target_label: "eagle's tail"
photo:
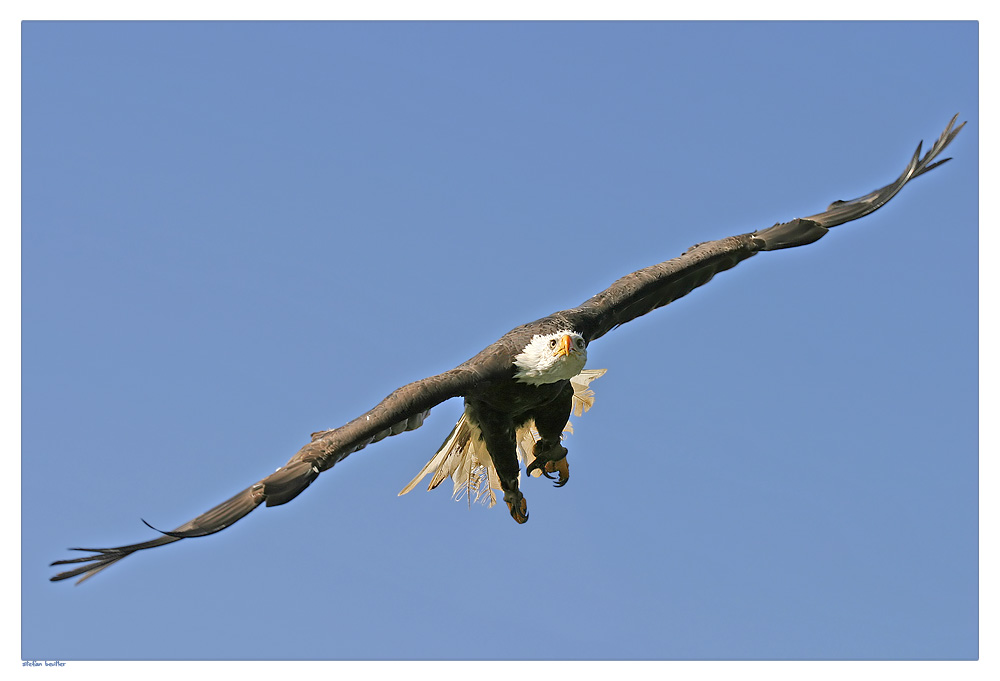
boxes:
[398,369,606,507]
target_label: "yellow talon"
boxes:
[505,495,529,524]
[543,457,570,487]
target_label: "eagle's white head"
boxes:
[512,329,588,385]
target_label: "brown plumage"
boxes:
[51,115,964,584]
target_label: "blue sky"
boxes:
[22,21,978,661]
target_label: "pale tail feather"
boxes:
[398,369,607,507]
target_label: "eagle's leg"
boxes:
[493,448,528,524]
[525,382,573,488]
[467,400,529,524]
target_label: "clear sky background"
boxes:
[22,21,978,661]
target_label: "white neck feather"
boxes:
[513,330,588,385]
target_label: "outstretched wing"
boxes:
[561,115,965,343]
[50,351,510,584]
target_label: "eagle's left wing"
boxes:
[50,349,511,584]
[561,115,964,343]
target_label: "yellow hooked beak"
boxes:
[554,334,573,358]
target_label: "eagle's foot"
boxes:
[503,490,529,524]
[526,441,569,487]
[542,457,569,488]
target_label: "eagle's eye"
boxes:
[576,338,585,348]
[549,338,558,349]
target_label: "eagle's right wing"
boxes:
[51,345,512,584]
[559,115,965,343]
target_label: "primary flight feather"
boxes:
[51,115,965,584]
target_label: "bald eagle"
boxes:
[51,115,965,584]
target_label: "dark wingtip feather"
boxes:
[51,482,270,583]
[921,156,954,174]
[141,518,190,538]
